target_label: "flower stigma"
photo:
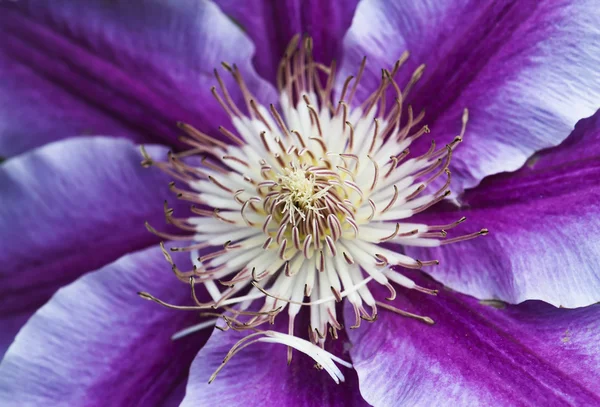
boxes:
[139,35,487,382]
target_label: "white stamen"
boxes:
[142,35,485,374]
[171,319,218,340]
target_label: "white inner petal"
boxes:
[144,37,482,367]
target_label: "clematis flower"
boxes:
[1,1,599,406]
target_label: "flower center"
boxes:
[259,161,356,259]
[139,35,487,381]
[278,167,327,213]
[273,167,333,228]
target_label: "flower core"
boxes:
[140,35,486,380]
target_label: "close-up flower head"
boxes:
[1,1,599,406]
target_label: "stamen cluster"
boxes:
[140,35,486,380]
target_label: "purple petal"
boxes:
[0,137,176,355]
[182,316,369,407]
[405,111,600,307]
[214,0,360,84]
[0,313,30,361]
[159,381,188,407]
[0,0,276,157]
[338,0,600,192]
[0,245,209,406]
[347,273,600,406]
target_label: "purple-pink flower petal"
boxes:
[338,0,600,192]
[0,0,276,157]
[214,0,360,84]
[406,111,600,308]
[347,273,600,407]
[0,313,30,361]
[182,317,369,407]
[0,245,209,406]
[0,137,175,356]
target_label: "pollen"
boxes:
[278,169,322,215]
[139,34,487,381]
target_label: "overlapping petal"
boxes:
[347,273,600,406]
[0,137,175,357]
[0,0,276,157]
[182,316,368,407]
[214,0,359,84]
[0,245,209,406]
[405,111,600,308]
[338,0,600,192]
[0,313,30,361]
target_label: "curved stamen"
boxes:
[138,35,487,379]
